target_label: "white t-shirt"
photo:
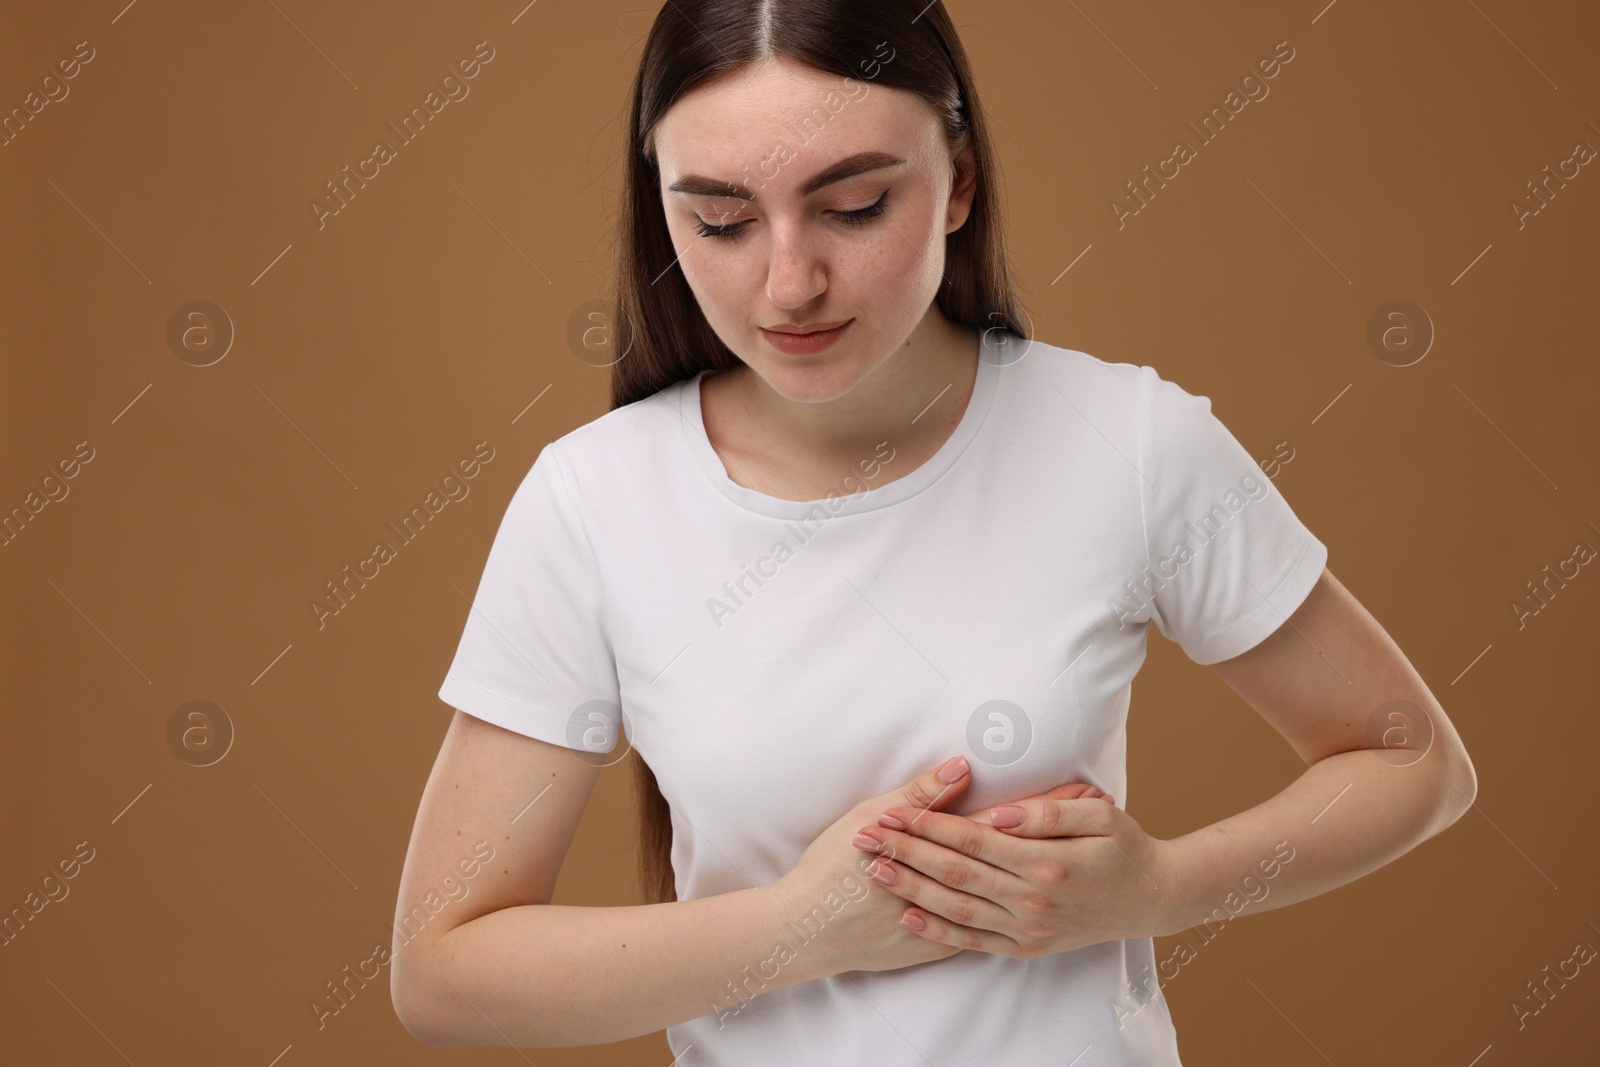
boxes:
[437,335,1328,1065]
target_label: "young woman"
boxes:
[391,3,1477,1062]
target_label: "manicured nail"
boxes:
[852,832,883,852]
[937,755,969,783]
[901,911,926,931]
[867,860,897,884]
[990,805,1024,827]
[878,813,907,830]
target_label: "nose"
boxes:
[764,220,827,308]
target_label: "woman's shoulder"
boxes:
[1012,340,1223,427]
[552,376,687,448]
[1000,336,1140,384]
[531,373,697,496]
[994,338,1151,424]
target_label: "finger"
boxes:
[860,853,1022,952]
[999,782,1108,808]
[1057,784,1116,806]
[1041,782,1102,801]
[898,902,1025,957]
[1018,787,1117,809]
[989,797,1119,839]
[884,755,972,819]
[958,784,1110,828]
[857,824,1016,902]
[869,809,1037,879]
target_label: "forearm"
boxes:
[398,881,840,1047]
[1155,748,1475,937]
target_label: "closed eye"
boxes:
[693,189,891,241]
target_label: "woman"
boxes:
[391,2,1477,1062]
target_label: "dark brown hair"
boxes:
[604,0,1026,905]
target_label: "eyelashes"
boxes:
[694,214,745,239]
[693,189,891,241]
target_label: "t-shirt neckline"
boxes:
[677,334,1004,519]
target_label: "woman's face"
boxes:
[651,56,976,400]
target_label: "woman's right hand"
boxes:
[773,755,978,975]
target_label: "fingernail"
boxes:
[853,832,883,851]
[878,813,907,830]
[867,860,897,884]
[937,755,969,783]
[900,911,926,931]
[990,805,1024,827]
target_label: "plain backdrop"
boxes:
[2,1,1597,1064]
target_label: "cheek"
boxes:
[679,251,744,305]
[866,230,930,278]
[873,198,944,274]
[857,209,944,300]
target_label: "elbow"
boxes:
[390,950,450,1047]
[1435,743,1479,830]
[390,946,549,1049]
[392,985,444,1046]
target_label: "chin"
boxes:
[745,353,877,402]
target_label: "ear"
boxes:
[945,137,978,234]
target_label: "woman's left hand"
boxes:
[851,782,1183,958]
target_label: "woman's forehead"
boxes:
[654,68,934,190]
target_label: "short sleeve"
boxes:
[437,441,623,751]
[1135,365,1328,665]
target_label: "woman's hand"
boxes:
[850,781,1182,958]
[774,755,980,975]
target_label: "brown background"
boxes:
[3,0,1597,1063]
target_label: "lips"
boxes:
[762,319,851,335]
[759,319,853,354]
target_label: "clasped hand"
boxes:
[851,762,1180,959]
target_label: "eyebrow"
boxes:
[666,150,907,201]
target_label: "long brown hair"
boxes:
[604,0,1027,905]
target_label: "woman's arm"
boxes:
[392,711,842,1047]
[1156,566,1477,931]
[394,714,987,1047]
[848,568,1478,953]
[401,884,831,1047]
